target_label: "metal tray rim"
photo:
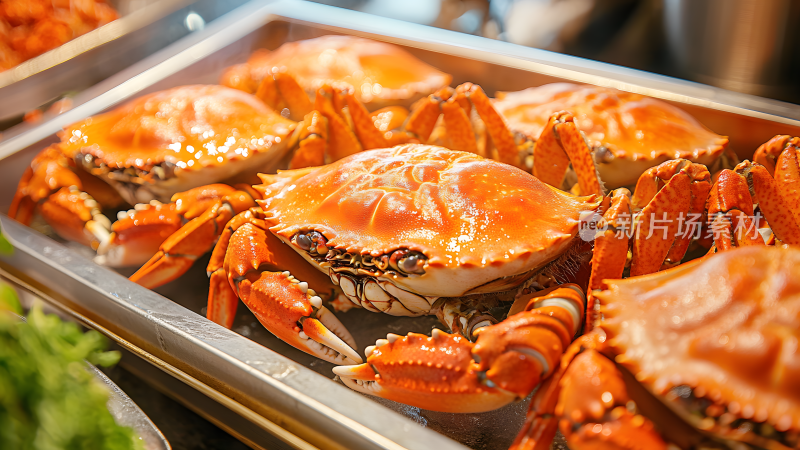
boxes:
[0,0,196,89]
[0,216,466,450]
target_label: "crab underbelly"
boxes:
[276,232,579,318]
[99,142,291,205]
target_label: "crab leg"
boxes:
[288,111,328,169]
[254,70,314,122]
[392,83,526,165]
[370,106,411,146]
[343,89,391,150]
[753,135,799,176]
[334,286,585,413]
[95,202,183,267]
[208,208,359,364]
[532,111,603,197]
[706,169,765,251]
[402,86,452,143]
[311,85,365,163]
[556,350,667,450]
[712,136,800,248]
[734,161,800,246]
[766,138,800,237]
[94,184,240,268]
[586,188,632,330]
[128,184,259,289]
[289,89,418,169]
[452,83,519,165]
[441,95,480,155]
[9,145,112,248]
[254,72,416,169]
[629,160,711,276]
[511,333,667,450]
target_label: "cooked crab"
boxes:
[674,134,800,256]
[9,85,298,267]
[714,135,800,248]
[204,144,599,408]
[220,35,452,120]
[512,245,800,450]
[573,132,800,278]
[123,144,750,415]
[405,82,732,194]
[495,83,734,188]
[9,80,443,274]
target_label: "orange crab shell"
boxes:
[59,85,296,203]
[220,35,452,110]
[493,83,730,188]
[596,246,800,439]
[254,144,600,298]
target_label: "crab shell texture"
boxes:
[220,35,452,110]
[493,83,730,188]
[61,85,295,205]
[255,144,600,299]
[596,245,800,447]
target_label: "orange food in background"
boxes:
[0,0,119,71]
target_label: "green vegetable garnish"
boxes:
[0,283,22,315]
[0,284,143,450]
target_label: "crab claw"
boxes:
[236,268,362,365]
[213,210,360,365]
[333,329,516,413]
[335,286,586,413]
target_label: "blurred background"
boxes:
[310,0,800,104]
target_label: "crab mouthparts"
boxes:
[329,271,437,316]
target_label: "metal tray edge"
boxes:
[0,0,196,88]
[0,216,469,450]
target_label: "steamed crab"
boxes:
[9,85,299,267]
[127,143,747,416]
[188,143,800,445]
[512,245,800,450]
[9,83,435,278]
[404,82,732,194]
[203,144,600,411]
[220,35,452,118]
[492,83,734,188]
[218,35,454,165]
[694,134,800,253]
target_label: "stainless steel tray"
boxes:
[1,1,800,449]
[0,0,249,132]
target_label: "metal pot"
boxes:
[664,0,800,100]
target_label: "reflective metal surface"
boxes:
[0,0,249,130]
[1,1,800,449]
[90,364,173,450]
[664,0,800,99]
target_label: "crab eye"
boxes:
[389,249,426,275]
[292,231,328,255]
[295,233,312,251]
[400,254,424,273]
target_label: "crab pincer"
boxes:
[208,208,361,365]
[334,285,585,413]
